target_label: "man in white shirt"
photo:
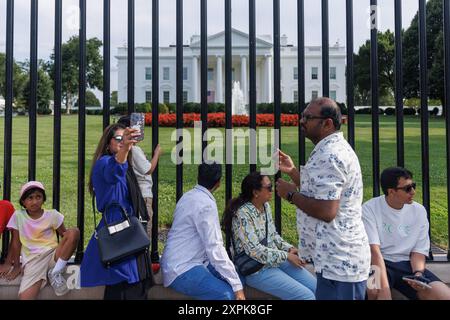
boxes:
[362,167,450,300]
[160,163,245,300]
[276,97,370,300]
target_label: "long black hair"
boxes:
[222,171,267,237]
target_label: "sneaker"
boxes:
[47,268,69,296]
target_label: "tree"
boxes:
[354,30,395,105]
[110,91,118,107]
[403,0,445,109]
[21,60,53,113]
[46,36,103,114]
[0,53,28,107]
[77,90,100,107]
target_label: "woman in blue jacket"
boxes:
[80,123,152,299]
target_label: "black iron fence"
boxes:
[1,0,450,262]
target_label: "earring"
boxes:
[256,194,259,198]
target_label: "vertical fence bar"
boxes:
[151,0,160,263]
[28,0,38,181]
[75,0,87,263]
[444,0,450,261]
[370,0,380,196]
[298,0,306,165]
[176,0,183,201]
[274,0,281,233]
[103,0,111,129]
[53,0,62,211]
[418,0,432,259]
[225,0,232,252]
[128,0,135,114]
[346,0,355,149]
[200,0,207,158]
[394,0,404,167]
[1,0,14,262]
[321,0,329,97]
[249,0,257,173]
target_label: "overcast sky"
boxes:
[0,0,421,94]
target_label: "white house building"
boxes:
[116,29,346,105]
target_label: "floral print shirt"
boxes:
[297,132,371,282]
[232,202,293,270]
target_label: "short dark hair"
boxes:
[310,97,342,130]
[380,167,413,196]
[198,162,222,190]
[117,115,131,127]
[20,187,46,207]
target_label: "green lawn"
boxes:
[0,114,448,251]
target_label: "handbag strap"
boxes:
[91,192,130,237]
[231,204,269,254]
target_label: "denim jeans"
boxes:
[245,261,316,300]
[169,264,235,300]
[315,272,367,300]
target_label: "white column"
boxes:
[264,55,272,102]
[216,56,223,103]
[240,55,248,104]
[192,56,199,102]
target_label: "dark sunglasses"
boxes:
[113,135,123,142]
[300,112,329,122]
[395,182,416,193]
[261,184,273,192]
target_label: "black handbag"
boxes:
[93,199,150,268]
[232,207,269,276]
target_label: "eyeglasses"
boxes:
[395,182,416,193]
[113,135,123,142]
[261,184,273,192]
[300,112,329,122]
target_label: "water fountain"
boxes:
[231,81,248,115]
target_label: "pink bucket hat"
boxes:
[19,181,45,199]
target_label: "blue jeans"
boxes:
[245,261,316,300]
[315,273,366,300]
[170,264,235,300]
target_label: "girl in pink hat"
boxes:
[0,181,79,299]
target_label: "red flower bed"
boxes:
[144,113,299,127]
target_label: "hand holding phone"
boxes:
[402,275,432,289]
[130,112,145,141]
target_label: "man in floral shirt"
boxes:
[276,97,371,300]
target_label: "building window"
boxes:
[145,67,152,80]
[330,90,337,101]
[208,68,214,80]
[312,90,318,100]
[163,67,170,81]
[293,67,298,80]
[183,91,188,103]
[163,91,170,103]
[293,91,298,103]
[183,67,188,81]
[145,91,152,103]
[311,67,318,80]
[330,67,336,80]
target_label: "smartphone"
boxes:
[130,112,145,141]
[402,276,432,289]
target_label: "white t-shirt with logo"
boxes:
[362,195,429,262]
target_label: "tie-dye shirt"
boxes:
[7,209,64,265]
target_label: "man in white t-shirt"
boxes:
[362,167,450,300]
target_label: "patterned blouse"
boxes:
[297,132,371,282]
[231,202,294,270]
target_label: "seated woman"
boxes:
[222,171,316,300]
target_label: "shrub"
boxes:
[384,107,395,116]
[403,107,416,115]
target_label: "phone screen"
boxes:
[130,112,145,141]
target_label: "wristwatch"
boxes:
[287,191,297,204]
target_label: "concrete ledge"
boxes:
[1,262,448,300]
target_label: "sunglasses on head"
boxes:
[113,135,123,142]
[395,182,416,193]
[261,184,273,192]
